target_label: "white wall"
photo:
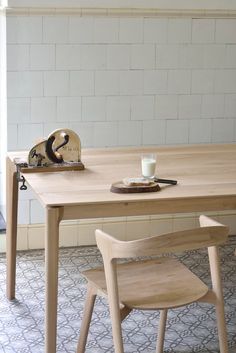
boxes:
[0,9,6,218]
[5,5,236,229]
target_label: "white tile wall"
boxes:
[43,16,68,43]
[8,98,30,123]
[192,19,215,43]
[7,44,29,71]
[30,44,55,70]
[31,97,56,123]
[215,19,236,43]
[143,18,168,44]
[155,95,178,119]
[57,97,82,122]
[5,14,236,226]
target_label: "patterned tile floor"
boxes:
[0,237,236,353]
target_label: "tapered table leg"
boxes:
[45,206,63,353]
[6,157,18,300]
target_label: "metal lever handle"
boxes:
[155,178,177,185]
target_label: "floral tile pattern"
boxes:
[0,238,236,353]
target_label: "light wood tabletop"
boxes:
[6,143,236,353]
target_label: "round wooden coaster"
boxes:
[110,181,161,194]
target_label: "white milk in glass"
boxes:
[141,154,156,179]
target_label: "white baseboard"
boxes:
[1,211,236,252]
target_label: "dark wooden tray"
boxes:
[110,181,160,194]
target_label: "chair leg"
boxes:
[156,309,168,353]
[215,301,229,353]
[76,283,97,353]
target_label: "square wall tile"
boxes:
[168,70,191,94]
[7,124,18,151]
[57,97,82,122]
[44,71,69,97]
[120,70,143,95]
[179,44,204,69]
[17,227,28,251]
[17,16,43,44]
[178,95,202,119]
[107,45,130,70]
[144,18,168,44]
[30,199,45,224]
[118,121,142,146]
[56,45,81,70]
[82,97,106,122]
[225,94,236,118]
[167,19,191,44]
[173,215,197,232]
[166,119,189,144]
[81,45,107,70]
[102,221,126,241]
[130,44,155,69]
[31,97,56,123]
[215,70,236,94]
[215,19,236,43]
[94,18,119,43]
[93,122,118,147]
[119,18,143,43]
[30,44,55,70]
[203,45,226,69]
[69,122,94,148]
[59,224,78,247]
[18,200,30,225]
[95,71,120,96]
[192,19,215,43]
[126,220,150,240]
[218,214,236,235]
[78,222,103,246]
[211,118,234,143]
[191,70,215,94]
[70,71,94,96]
[201,94,225,119]
[150,218,173,236]
[8,72,43,97]
[142,120,166,146]
[28,226,44,249]
[6,16,18,44]
[7,44,29,71]
[155,95,178,119]
[8,98,30,124]
[225,45,236,68]
[156,45,180,69]
[189,119,211,144]
[17,123,44,150]
[144,70,167,94]
[106,96,130,121]
[43,16,68,43]
[69,17,94,44]
[131,96,154,120]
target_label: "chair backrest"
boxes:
[95,215,229,349]
[95,215,229,262]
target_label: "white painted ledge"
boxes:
[5,0,236,17]
[6,0,236,10]
[5,8,236,18]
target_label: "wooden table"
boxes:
[6,144,236,353]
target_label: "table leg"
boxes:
[45,206,63,353]
[6,157,18,300]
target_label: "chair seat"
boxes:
[82,257,209,310]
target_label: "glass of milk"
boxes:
[141,154,156,179]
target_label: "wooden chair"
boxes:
[76,215,229,353]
